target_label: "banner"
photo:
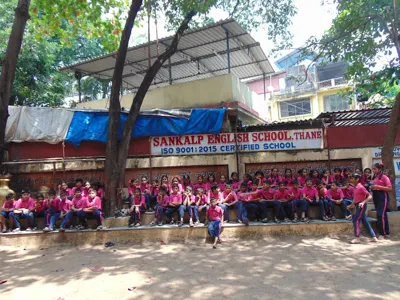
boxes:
[371,146,400,158]
[151,129,323,156]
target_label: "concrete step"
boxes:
[0,218,377,248]
[367,210,400,227]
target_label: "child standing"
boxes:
[370,163,393,239]
[207,197,224,249]
[79,189,103,230]
[327,182,352,220]
[165,184,182,224]
[129,188,146,227]
[0,193,15,233]
[289,180,307,223]
[259,180,281,223]
[43,189,61,232]
[282,168,295,187]
[347,174,378,244]
[361,168,373,190]
[274,182,291,222]
[303,178,325,221]
[194,175,206,195]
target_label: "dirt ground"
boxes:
[1,232,400,300]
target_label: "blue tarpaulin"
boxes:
[65,108,226,147]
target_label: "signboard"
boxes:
[151,129,323,156]
[371,146,400,158]
[396,178,400,206]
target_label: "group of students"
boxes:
[0,179,105,233]
[128,163,392,245]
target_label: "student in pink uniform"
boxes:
[236,183,251,225]
[254,171,266,188]
[309,170,321,186]
[370,163,393,239]
[229,172,241,192]
[218,174,227,192]
[207,197,224,249]
[343,167,353,180]
[297,168,308,188]
[327,182,352,220]
[93,182,105,199]
[82,181,91,197]
[205,174,217,192]
[150,179,160,205]
[10,190,36,232]
[347,174,378,244]
[0,193,15,233]
[289,180,307,223]
[268,168,282,188]
[196,188,209,224]
[321,169,334,187]
[259,180,280,223]
[128,178,139,197]
[178,186,197,227]
[43,189,61,232]
[151,186,169,226]
[282,168,295,187]
[32,193,47,230]
[182,175,192,191]
[78,189,103,230]
[361,168,373,190]
[71,178,84,196]
[333,168,343,183]
[240,173,253,191]
[316,181,332,221]
[51,191,73,230]
[221,184,243,223]
[59,188,87,231]
[193,175,206,195]
[140,176,153,212]
[303,178,325,221]
[58,181,72,198]
[129,188,146,227]
[165,184,182,224]
[242,182,262,221]
[274,182,291,222]
[341,179,355,202]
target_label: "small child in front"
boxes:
[79,189,103,230]
[347,174,378,244]
[207,197,224,249]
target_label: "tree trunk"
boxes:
[0,0,31,170]
[115,11,196,193]
[381,92,400,211]
[104,0,143,217]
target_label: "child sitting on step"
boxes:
[0,193,15,233]
[129,188,146,227]
[150,186,169,226]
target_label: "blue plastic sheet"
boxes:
[65,108,226,147]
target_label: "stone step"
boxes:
[367,210,400,227]
[0,218,377,248]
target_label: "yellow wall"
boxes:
[317,87,355,113]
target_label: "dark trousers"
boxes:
[33,210,46,228]
[353,203,375,238]
[10,212,34,229]
[331,199,352,218]
[292,199,307,215]
[165,206,179,222]
[279,202,292,219]
[259,201,281,219]
[226,202,244,221]
[77,210,103,227]
[129,207,145,225]
[306,199,326,219]
[374,191,390,236]
[242,202,260,220]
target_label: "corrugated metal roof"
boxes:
[60,19,274,91]
[318,108,391,127]
[238,118,323,131]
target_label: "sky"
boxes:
[131,0,338,65]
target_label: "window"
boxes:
[324,94,350,112]
[280,98,311,117]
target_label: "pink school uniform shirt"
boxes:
[327,189,344,200]
[195,194,209,206]
[321,176,334,185]
[259,188,275,200]
[222,190,237,203]
[207,205,223,221]
[169,193,182,205]
[297,176,307,187]
[157,194,170,207]
[289,187,303,200]
[2,200,15,210]
[319,187,328,198]
[230,181,241,191]
[59,188,72,197]
[71,186,86,197]
[128,186,136,196]
[71,196,88,209]
[169,184,184,194]
[140,183,151,194]
[354,183,370,204]
[33,201,46,213]
[269,176,282,186]
[247,190,262,201]
[274,189,290,201]
[151,186,160,197]
[311,177,320,186]
[341,186,354,199]
[218,183,226,192]
[131,195,145,206]
[282,177,294,187]
[193,183,206,194]
[303,186,318,199]
[59,199,72,213]
[208,191,223,202]
[14,198,35,210]
[373,174,392,187]
[46,198,61,211]
[237,191,250,202]
[96,188,105,198]
[88,196,102,210]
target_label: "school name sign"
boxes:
[151,129,323,156]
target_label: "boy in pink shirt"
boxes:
[32,193,47,230]
[316,181,332,221]
[303,178,325,221]
[193,175,206,195]
[229,172,241,192]
[221,184,243,223]
[259,180,281,223]
[297,168,308,188]
[43,189,61,231]
[71,178,84,196]
[341,179,355,201]
[0,193,15,233]
[78,189,103,230]
[327,182,352,221]
[129,188,146,227]
[140,176,153,212]
[58,181,72,198]
[347,174,378,244]
[274,182,291,222]
[10,190,36,232]
[207,197,224,249]
[59,188,87,231]
[165,184,182,224]
[244,182,262,221]
[289,180,307,223]
[218,174,227,192]
[195,188,210,224]
[236,183,251,225]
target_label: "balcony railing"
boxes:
[318,77,348,89]
[270,84,317,100]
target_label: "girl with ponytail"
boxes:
[371,162,393,239]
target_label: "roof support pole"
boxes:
[168,57,172,85]
[263,73,266,101]
[74,71,82,103]
[225,30,231,73]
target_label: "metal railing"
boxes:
[318,77,348,89]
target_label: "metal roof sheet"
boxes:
[318,108,391,127]
[60,19,275,90]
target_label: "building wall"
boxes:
[317,88,355,113]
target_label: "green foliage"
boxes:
[303,0,400,107]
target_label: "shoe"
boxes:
[96,225,103,231]
[238,220,243,224]
[194,220,200,226]
[284,218,290,223]
[345,215,352,221]
[59,227,65,232]
[292,217,298,223]
[243,218,249,226]
[12,228,21,233]
[274,218,280,224]
[129,223,135,228]
[49,227,54,231]
[178,222,183,227]
[385,235,391,239]
[158,222,163,226]
[370,237,378,243]
[25,227,32,231]
[261,218,268,223]
[189,220,194,227]
[148,208,154,212]
[378,235,385,241]
[43,227,50,232]
[32,227,37,231]
[135,223,141,227]
[331,216,337,221]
